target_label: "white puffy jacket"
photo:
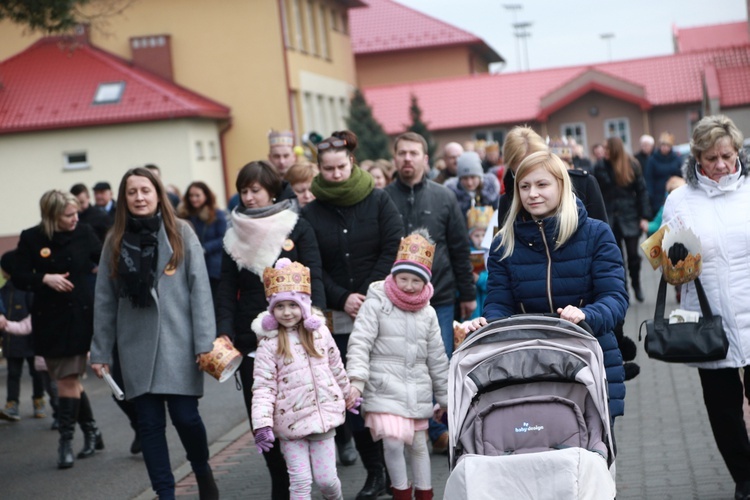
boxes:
[662,160,750,369]
[346,281,449,418]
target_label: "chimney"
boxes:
[130,35,174,81]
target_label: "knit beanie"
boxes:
[261,258,323,331]
[457,152,484,178]
[391,229,435,283]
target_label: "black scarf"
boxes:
[119,213,161,308]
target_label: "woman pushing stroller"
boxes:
[468,150,628,421]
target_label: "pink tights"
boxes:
[279,437,342,499]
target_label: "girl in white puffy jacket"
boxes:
[346,230,449,500]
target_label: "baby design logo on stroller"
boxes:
[445,315,616,500]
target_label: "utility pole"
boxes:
[600,33,615,62]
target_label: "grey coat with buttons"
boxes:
[90,220,215,400]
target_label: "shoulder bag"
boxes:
[640,276,728,363]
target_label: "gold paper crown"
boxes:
[262,261,312,297]
[395,233,435,271]
[467,206,494,231]
[268,130,294,147]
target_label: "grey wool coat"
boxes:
[90,219,216,400]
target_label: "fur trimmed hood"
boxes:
[683,151,749,188]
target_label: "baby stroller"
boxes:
[445,315,616,500]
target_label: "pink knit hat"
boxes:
[261,258,323,331]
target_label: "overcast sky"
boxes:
[393,0,748,72]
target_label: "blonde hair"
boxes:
[39,190,80,240]
[690,114,743,161]
[496,152,578,259]
[276,323,323,362]
[502,126,549,172]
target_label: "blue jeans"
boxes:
[430,303,455,442]
[133,394,210,499]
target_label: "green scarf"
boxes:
[311,165,374,207]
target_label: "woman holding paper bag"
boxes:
[661,115,750,500]
[90,168,218,500]
[215,160,325,500]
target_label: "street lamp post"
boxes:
[503,4,523,71]
[600,33,615,62]
[514,21,532,71]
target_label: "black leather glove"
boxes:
[668,243,689,265]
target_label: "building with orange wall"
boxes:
[0,0,364,202]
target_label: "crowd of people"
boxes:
[3,115,749,499]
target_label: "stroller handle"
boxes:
[505,312,596,336]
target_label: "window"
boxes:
[318,4,329,58]
[280,0,291,48]
[474,129,505,144]
[305,0,318,56]
[63,152,90,171]
[93,82,125,104]
[195,141,204,160]
[560,122,587,153]
[208,141,217,160]
[331,8,339,31]
[341,12,348,34]
[604,118,631,152]
[292,0,304,51]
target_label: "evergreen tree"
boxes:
[406,94,436,160]
[346,89,391,162]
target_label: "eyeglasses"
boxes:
[317,138,347,151]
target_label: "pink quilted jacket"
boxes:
[251,311,351,440]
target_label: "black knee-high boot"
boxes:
[77,391,104,459]
[353,429,386,500]
[57,397,80,469]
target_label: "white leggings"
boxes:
[383,430,431,490]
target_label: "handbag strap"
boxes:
[654,276,714,329]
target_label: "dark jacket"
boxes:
[78,205,110,243]
[13,224,101,358]
[645,150,682,213]
[385,178,476,307]
[302,189,403,314]
[497,168,609,226]
[483,200,628,417]
[1,281,34,358]
[185,210,227,281]
[634,150,651,172]
[594,159,652,238]
[215,217,325,353]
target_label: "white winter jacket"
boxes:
[662,160,750,369]
[346,281,449,418]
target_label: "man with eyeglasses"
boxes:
[434,142,464,184]
[385,132,476,454]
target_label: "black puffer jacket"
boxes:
[301,189,403,313]
[13,224,101,358]
[594,159,652,238]
[215,217,324,353]
[385,178,475,307]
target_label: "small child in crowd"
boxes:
[0,250,56,423]
[251,258,359,499]
[346,230,449,500]
[466,206,494,320]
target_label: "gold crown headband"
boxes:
[262,261,312,297]
[395,233,435,271]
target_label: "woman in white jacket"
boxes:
[661,115,750,500]
[346,230,449,500]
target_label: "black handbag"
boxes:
[640,276,728,363]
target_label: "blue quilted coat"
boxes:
[484,199,629,417]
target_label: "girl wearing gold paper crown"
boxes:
[251,259,360,500]
[346,230,450,500]
[466,206,494,319]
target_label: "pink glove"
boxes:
[254,427,275,454]
[347,397,363,415]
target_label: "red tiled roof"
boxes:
[363,46,750,134]
[351,0,502,62]
[0,38,230,135]
[674,21,749,53]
